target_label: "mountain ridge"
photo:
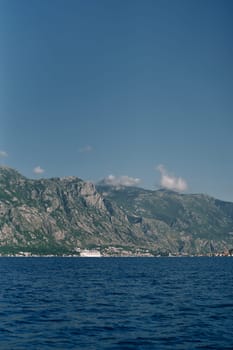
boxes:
[0,167,233,255]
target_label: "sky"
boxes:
[0,0,233,201]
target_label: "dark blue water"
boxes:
[0,257,232,349]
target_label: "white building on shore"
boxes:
[80,249,102,257]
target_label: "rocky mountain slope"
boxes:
[0,166,233,255]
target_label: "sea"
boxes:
[0,257,232,349]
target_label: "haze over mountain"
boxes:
[0,167,233,256]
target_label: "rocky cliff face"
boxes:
[0,166,233,255]
[0,167,142,254]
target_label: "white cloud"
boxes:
[103,174,141,187]
[33,166,45,175]
[0,151,8,158]
[78,145,93,153]
[157,164,187,192]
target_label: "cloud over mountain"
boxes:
[157,165,187,192]
[101,175,141,187]
[0,151,8,158]
[33,166,45,175]
[78,145,93,153]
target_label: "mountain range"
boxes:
[0,166,233,256]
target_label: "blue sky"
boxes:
[0,0,233,201]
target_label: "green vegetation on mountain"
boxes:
[0,166,233,255]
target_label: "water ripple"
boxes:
[0,257,232,349]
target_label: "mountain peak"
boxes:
[0,166,25,179]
